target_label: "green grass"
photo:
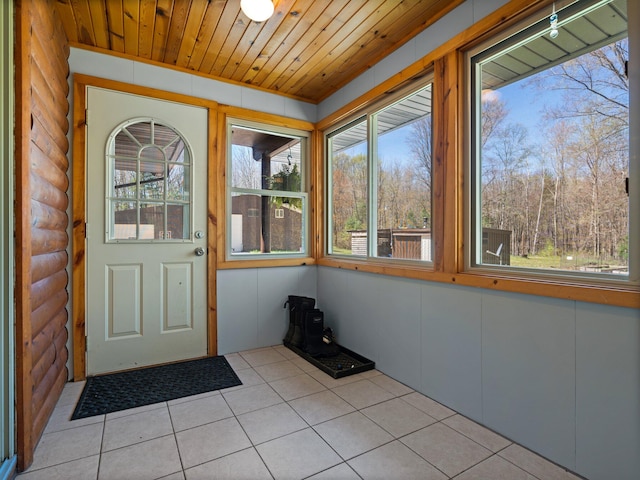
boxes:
[509,255,566,269]
[509,254,626,271]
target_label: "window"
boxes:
[227,120,309,258]
[469,0,636,282]
[327,82,434,262]
[106,119,191,241]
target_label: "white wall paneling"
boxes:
[421,284,483,422]
[315,266,640,480]
[575,302,640,479]
[217,266,317,355]
[68,48,317,123]
[481,292,576,469]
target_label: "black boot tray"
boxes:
[284,342,375,379]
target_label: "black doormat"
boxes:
[71,356,242,420]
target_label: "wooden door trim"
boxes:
[72,74,219,380]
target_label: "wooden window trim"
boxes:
[316,0,639,310]
[216,105,316,270]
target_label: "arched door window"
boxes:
[106,118,192,241]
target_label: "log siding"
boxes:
[15,0,70,471]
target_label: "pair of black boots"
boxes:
[283,295,339,357]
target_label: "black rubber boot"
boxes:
[303,309,325,357]
[283,296,298,344]
[290,297,315,348]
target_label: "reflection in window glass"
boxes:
[228,123,308,257]
[374,85,433,261]
[230,193,304,254]
[472,0,629,276]
[473,0,629,276]
[327,82,433,261]
[107,119,191,241]
[328,119,368,256]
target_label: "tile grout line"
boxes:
[166,399,188,478]
[223,380,277,480]
[96,408,108,479]
[20,345,581,479]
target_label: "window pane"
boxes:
[375,84,433,261]
[112,159,137,198]
[227,121,309,259]
[231,126,303,192]
[167,163,189,201]
[140,145,165,161]
[139,202,165,239]
[166,203,189,239]
[125,122,151,146]
[111,200,137,240]
[154,124,181,148]
[328,119,368,255]
[474,0,628,276]
[139,161,164,200]
[107,120,192,242]
[230,192,304,255]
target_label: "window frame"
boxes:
[324,77,436,266]
[223,116,312,263]
[318,0,639,308]
[105,117,195,244]
[464,0,638,287]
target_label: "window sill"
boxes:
[317,257,640,309]
[217,256,316,270]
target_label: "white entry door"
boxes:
[86,87,208,375]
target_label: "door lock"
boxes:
[194,230,205,239]
[194,247,205,256]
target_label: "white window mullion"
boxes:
[368,114,378,258]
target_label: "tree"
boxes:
[331,152,367,250]
[482,122,533,254]
[534,38,629,265]
[481,91,508,147]
[407,116,433,192]
[232,145,261,189]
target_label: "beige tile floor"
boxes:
[17,345,583,480]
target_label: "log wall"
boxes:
[15,0,70,471]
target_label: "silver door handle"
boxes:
[194,247,205,256]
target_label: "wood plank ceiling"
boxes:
[54,0,463,103]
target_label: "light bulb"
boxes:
[549,11,559,39]
[240,0,274,22]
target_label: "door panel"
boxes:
[86,87,208,375]
[107,264,141,337]
[162,262,193,331]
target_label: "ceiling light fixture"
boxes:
[241,0,274,22]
